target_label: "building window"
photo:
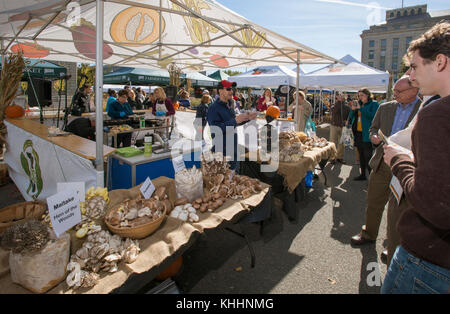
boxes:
[394,25,400,30]
[393,48,399,57]
[390,12,394,18]
[381,39,386,48]
[418,8,422,14]
[368,62,374,67]
[369,50,374,59]
[392,61,398,70]
[404,10,408,16]
[397,11,401,17]
[369,40,374,48]
[380,50,386,57]
[380,61,385,71]
[406,36,413,47]
[411,9,415,15]
[393,38,399,47]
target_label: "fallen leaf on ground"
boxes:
[328,278,337,285]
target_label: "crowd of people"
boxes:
[327,22,449,294]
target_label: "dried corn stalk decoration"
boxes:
[0,52,25,146]
[168,62,181,87]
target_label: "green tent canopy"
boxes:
[0,58,67,80]
[103,67,172,85]
[208,70,229,82]
[104,67,218,87]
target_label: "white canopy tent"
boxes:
[302,55,389,92]
[231,65,305,88]
[0,0,340,186]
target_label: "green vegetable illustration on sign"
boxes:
[20,140,43,199]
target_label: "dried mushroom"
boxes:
[0,219,49,254]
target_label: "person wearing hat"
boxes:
[207,80,257,172]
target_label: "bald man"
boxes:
[351,77,421,256]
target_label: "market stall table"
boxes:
[0,176,271,294]
[241,143,336,220]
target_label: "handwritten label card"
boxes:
[172,155,186,174]
[140,177,156,199]
[47,189,82,237]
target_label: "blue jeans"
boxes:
[381,245,450,294]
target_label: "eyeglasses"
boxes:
[393,87,415,94]
[226,87,233,91]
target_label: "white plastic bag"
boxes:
[340,126,354,149]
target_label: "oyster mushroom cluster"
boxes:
[105,187,171,229]
[277,131,305,162]
[304,135,329,149]
[66,229,140,289]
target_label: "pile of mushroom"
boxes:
[201,152,233,190]
[66,230,140,289]
[105,187,171,229]
[169,199,199,223]
[277,131,305,162]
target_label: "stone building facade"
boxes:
[361,5,450,80]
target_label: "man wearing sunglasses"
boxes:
[208,80,257,172]
[351,77,420,259]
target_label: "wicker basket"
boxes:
[0,201,47,234]
[104,206,166,239]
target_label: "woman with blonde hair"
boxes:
[257,88,277,112]
[152,87,175,116]
[288,91,313,132]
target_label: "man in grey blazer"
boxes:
[351,77,421,256]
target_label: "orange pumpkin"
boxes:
[5,104,25,118]
[173,101,180,110]
[155,256,183,281]
[266,105,280,119]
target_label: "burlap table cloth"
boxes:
[246,143,336,193]
[0,176,269,294]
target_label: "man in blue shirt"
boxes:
[207,80,257,172]
[351,77,421,260]
[107,89,134,147]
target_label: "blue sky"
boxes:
[217,0,449,73]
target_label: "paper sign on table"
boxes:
[140,177,155,199]
[46,189,82,237]
[389,175,403,204]
[57,182,85,202]
[172,155,186,174]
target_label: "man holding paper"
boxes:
[381,22,450,294]
[350,77,420,259]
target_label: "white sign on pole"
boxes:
[172,155,186,174]
[57,182,86,202]
[47,189,82,237]
[140,177,155,199]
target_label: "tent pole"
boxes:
[296,50,300,130]
[95,0,104,187]
[1,40,5,67]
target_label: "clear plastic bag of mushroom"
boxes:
[175,166,204,203]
